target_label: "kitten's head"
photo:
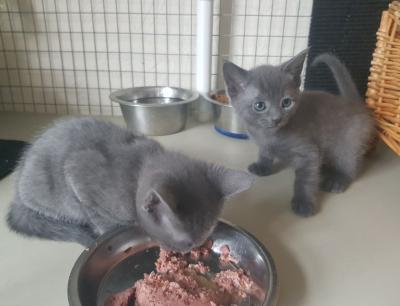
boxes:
[136,154,254,253]
[223,49,308,130]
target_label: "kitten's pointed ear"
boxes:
[143,188,176,216]
[208,165,255,199]
[223,61,249,100]
[280,48,309,87]
[143,187,186,236]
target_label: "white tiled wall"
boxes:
[0,0,312,116]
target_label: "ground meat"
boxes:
[155,249,188,274]
[219,244,239,265]
[104,287,135,306]
[188,261,210,274]
[190,239,213,260]
[135,272,232,306]
[105,241,259,306]
[215,268,265,302]
[214,269,253,300]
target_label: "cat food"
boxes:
[219,244,239,265]
[211,94,230,105]
[105,241,259,306]
[190,239,213,260]
[104,287,135,306]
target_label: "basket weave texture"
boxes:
[367,1,400,156]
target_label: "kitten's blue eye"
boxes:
[253,101,266,112]
[281,97,294,109]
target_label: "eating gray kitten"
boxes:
[223,50,375,216]
[7,118,254,251]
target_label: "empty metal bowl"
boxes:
[204,89,249,139]
[110,86,199,136]
[68,220,278,306]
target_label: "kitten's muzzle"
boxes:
[272,117,282,125]
[259,118,281,129]
[160,240,196,253]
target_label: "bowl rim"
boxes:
[109,86,199,107]
[68,219,278,306]
[202,89,234,108]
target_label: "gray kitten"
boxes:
[223,50,375,216]
[7,118,254,251]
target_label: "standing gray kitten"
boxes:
[7,118,253,251]
[223,50,375,216]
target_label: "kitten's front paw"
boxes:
[248,162,273,176]
[320,173,351,193]
[291,196,317,217]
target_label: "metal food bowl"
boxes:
[110,86,199,136]
[68,220,278,306]
[204,89,249,139]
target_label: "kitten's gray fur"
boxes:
[7,118,254,251]
[223,50,375,216]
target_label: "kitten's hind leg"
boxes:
[65,149,133,237]
[7,200,97,247]
[80,204,120,237]
[248,150,274,176]
[321,115,374,193]
[291,150,320,217]
[320,165,352,193]
[321,140,364,193]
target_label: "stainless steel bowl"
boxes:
[68,220,278,306]
[191,94,215,123]
[204,89,249,139]
[110,86,199,136]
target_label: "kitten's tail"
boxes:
[312,53,361,101]
[7,199,97,247]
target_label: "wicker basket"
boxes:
[367,1,400,156]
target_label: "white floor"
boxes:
[1,112,399,306]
